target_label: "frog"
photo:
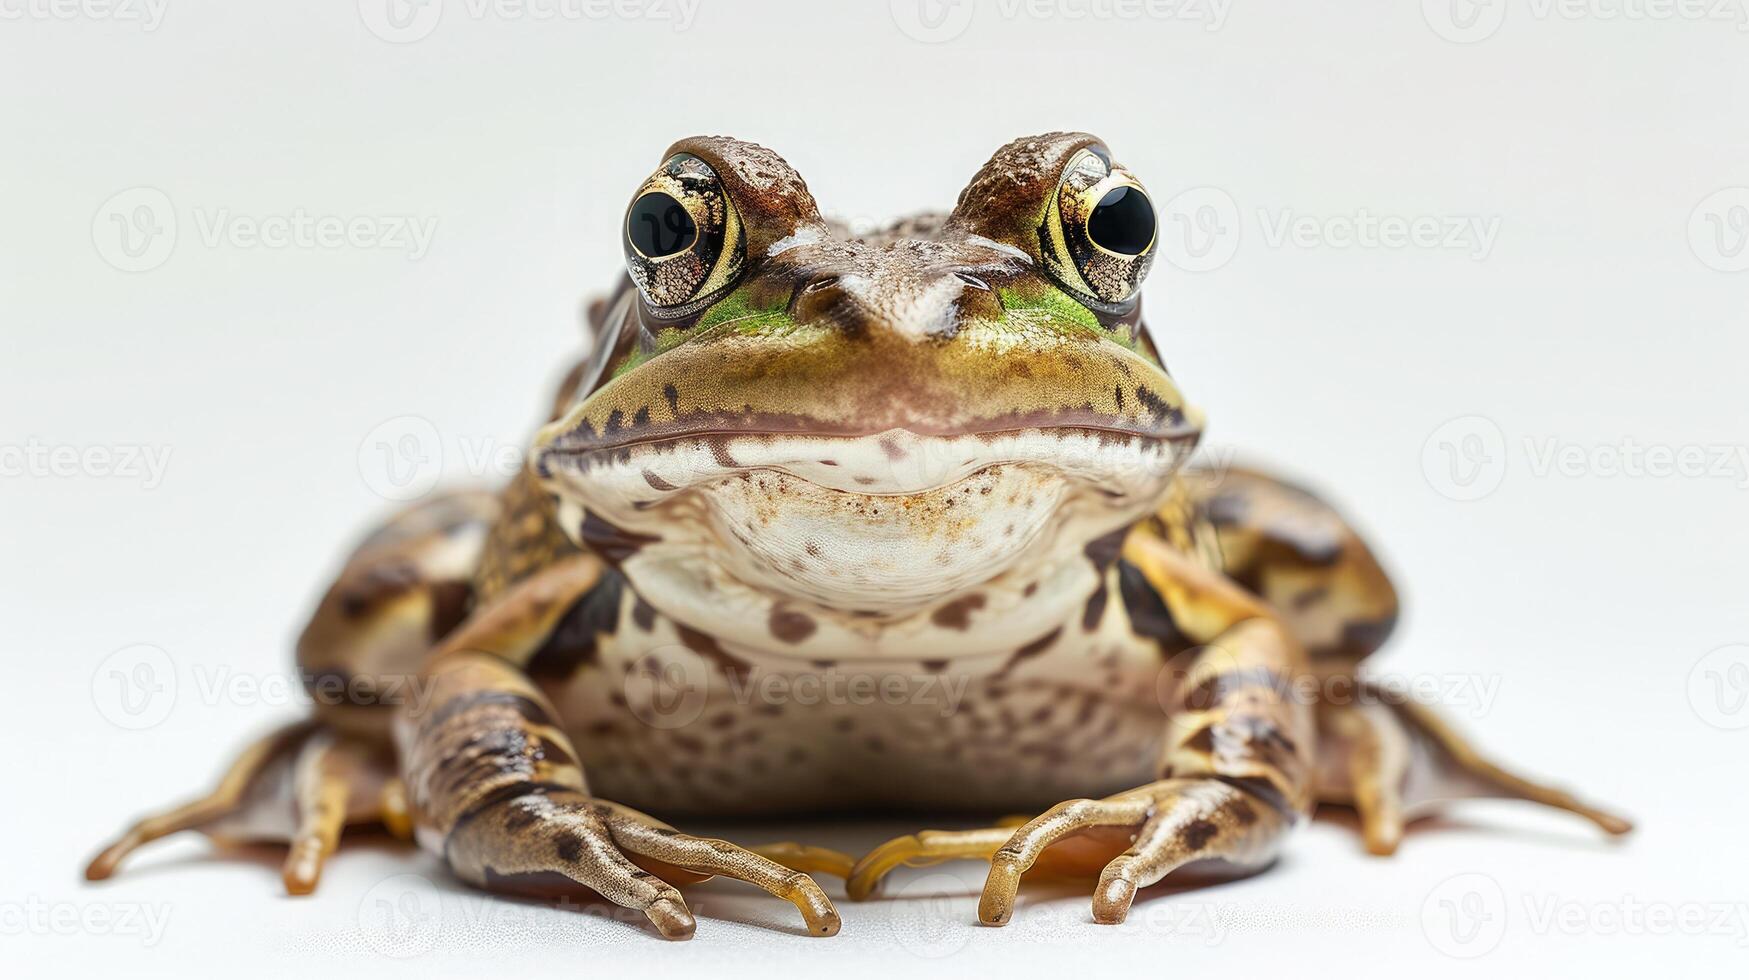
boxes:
[87,133,1631,940]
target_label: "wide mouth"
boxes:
[537,423,1199,502]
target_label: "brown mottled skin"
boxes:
[88,134,1631,939]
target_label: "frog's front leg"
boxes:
[402,643,842,939]
[851,601,1314,926]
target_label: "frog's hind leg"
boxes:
[1184,465,1631,852]
[85,722,406,892]
[1316,681,1631,855]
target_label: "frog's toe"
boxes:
[85,721,401,893]
[1315,679,1633,855]
[592,801,843,936]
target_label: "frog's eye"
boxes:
[1039,146,1157,309]
[622,153,746,318]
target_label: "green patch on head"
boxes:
[610,286,802,380]
[995,283,1136,348]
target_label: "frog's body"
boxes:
[90,134,1630,939]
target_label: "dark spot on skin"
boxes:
[1001,627,1062,675]
[1211,775,1296,818]
[769,605,817,644]
[832,718,854,733]
[707,437,739,469]
[1083,526,1129,571]
[642,470,677,491]
[427,579,474,642]
[1181,819,1220,851]
[662,383,679,414]
[931,593,987,630]
[1082,582,1108,631]
[632,406,651,427]
[631,597,657,631]
[526,571,625,681]
[555,836,582,863]
[579,511,661,564]
[1231,799,1259,826]
[921,659,948,673]
[1114,384,1125,411]
[676,625,753,682]
[1023,582,1038,597]
[1117,559,1194,652]
[804,541,822,558]
[819,459,838,467]
[878,436,905,461]
[1291,586,1330,611]
[1185,726,1216,754]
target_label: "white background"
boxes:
[3,0,1747,976]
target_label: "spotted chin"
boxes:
[538,426,1190,614]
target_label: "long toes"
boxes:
[978,798,1151,926]
[597,803,842,936]
[846,827,1013,901]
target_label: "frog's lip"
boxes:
[536,412,1203,465]
[536,421,1199,503]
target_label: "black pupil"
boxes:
[627,192,697,257]
[1087,186,1155,255]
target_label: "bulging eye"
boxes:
[1040,146,1157,308]
[623,153,745,317]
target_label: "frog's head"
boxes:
[534,134,1201,647]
